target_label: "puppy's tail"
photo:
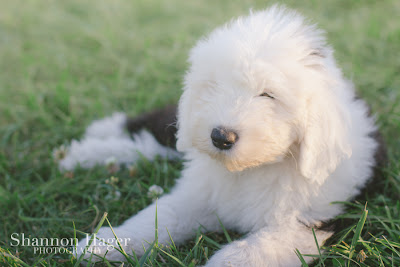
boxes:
[57,106,180,171]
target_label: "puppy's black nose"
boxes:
[211,127,239,150]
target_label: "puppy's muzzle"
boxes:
[211,127,239,150]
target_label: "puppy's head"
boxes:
[177,6,352,183]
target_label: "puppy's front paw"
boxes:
[204,240,275,267]
[74,227,132,263]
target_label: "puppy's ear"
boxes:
[176,87,193,152]
[298,92,352,184]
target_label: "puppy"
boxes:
[74,5,382,266]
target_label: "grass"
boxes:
[0,0,399,266]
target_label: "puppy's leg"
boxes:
[205,223,332,267]
[75,178,219,262]
[59,137,138,171]
[59,130,179,171]
[58,107,179,171]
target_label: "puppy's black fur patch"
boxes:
[355,98,388,200]
[125,105,178,148]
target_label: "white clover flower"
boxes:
[147,185,164,201]
[105,156,120,173]
[52,145,68,162]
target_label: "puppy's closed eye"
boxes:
[259,92,275,99]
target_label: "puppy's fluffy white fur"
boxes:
[72,6,378,266]
[59,113,179,170]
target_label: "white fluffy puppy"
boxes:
[75,5,379,266]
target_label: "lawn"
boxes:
[0,0,399,266]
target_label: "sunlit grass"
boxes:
[0,0,399,266]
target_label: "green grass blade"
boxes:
[216,214,232,243]
[348,205,368,263]
[138,240,157,267]
[74,212,108,267]
[295,248,309,267]
[201,235,222,249]
[312,228,325,267]
[105,217,136,265]
[159,249,186,267]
